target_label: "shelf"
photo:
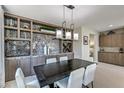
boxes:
[4,26,18,30]
[20,28,31,32]
[5,38,31,41]
[53,38,73,41]
[33,30,56,35]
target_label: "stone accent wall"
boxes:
[32,33,60,55]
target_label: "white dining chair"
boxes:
[60,56,68,62]
[82,64,96,88]
[15,68,49,88]
[46,58,57,64]
[55,67,85,88]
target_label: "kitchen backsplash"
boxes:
[100,47,124,52]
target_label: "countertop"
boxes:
[98,51,124,53]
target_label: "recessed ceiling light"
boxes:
[108,25,113,27]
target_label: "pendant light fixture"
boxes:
[65,5,74,39]
[56,5,78,40]
[65,5,78,40]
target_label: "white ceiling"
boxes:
[3,5,124,32]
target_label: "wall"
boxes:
[0,5,5,87]
[73,26,99,62]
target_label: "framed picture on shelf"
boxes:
[83,36,88,45]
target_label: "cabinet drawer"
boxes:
[98,52,124,66]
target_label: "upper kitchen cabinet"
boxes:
[120,34,124,47]
[99,30,124,47]
[99,34,111,47]
[111,34,122,47]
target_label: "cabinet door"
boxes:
[111,34,122,47]
[19,56,31,77]
[31,56,46,75]
[5,58,18,81]
[99,35,105,47]
[98,52,114,64]
[98,52,108,62]
[104,53,111,63]
[119,53,124,66]
[104,35,112,47]
[99,35,111,47]
[109,53,117,64]
[98,52,103,62]
[120,34,124,47]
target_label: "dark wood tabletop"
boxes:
[34,58,94,88]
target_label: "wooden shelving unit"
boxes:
[4,12,74,57]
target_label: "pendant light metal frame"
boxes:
[56,5,78,40]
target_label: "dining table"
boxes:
[34,58,94,88]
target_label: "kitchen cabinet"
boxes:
[99,35,105,47]
[99,35,111,47]
[98,52,124,66]
[120,34,124,47]
[99,34,124,47]
[98,52,110,63]
[111,34,122,47]
[119,53,124,66]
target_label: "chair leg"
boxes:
[91,81,94,88]
[82,84,89,88]
[49,83,54,88]
[54,83,59,88]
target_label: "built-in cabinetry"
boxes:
[5,56,31,81]
[4,13,74,82]
[99,34,124,47]
[99,29,124,66]
[4,13,73,57]
[5,52,74,81]
[98,52,124,66]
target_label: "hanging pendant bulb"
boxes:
[66,31,71,39]
[74,33,79,40]
[56,30,63,39]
